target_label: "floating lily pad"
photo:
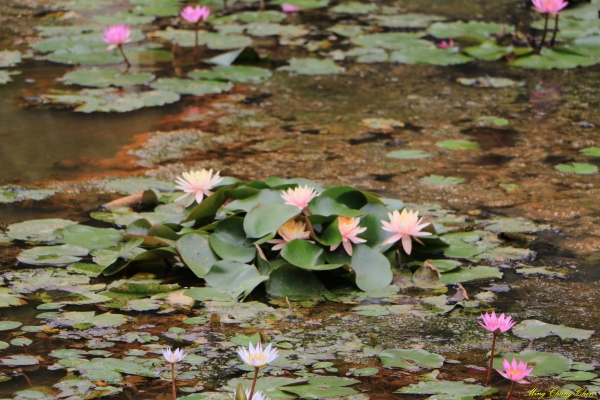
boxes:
[436,140,480,150]
[361,118,404,130]
[0,70,20,84]
[245,23,308,37]
[464,42,514,61]
[329,24,367,38]
[480,217,550,233]
[386,150,431,160]
[92,12,155,25]
[271,0,329,9]
[279,376,360,398]
[61,68,155,88]
[512,320,594,341]
[33,31,144,53]
[581,147,600,157]
[428,21,513,40]
[330,2,377,14]
[189,65,272,82]
[493,350,572,377]
[2,355,40,366]
[352,32,429,50]
[279,58,344,75]
[56,224,123,250]
[0,50,21,67]
[104,177,175,195]
[57,0,114,10]
[150,28,253,49]
[380,349,445,371]
[150,78,233,96]
[0,186,56,203]
[42,88,180,113]
[440,266,503,284]
[48,46,172,66]
[369,13,445,28]
[510,48,599,70]
[420,175,464,186]
[555,162,598,174]
[391,47,474,66]
[50,311,127,328]
[456,76,525,88]
[353,367,379,376]
[557,371,598,381]
[215,11,286,23]
[7,219,77,243]
[18,244,88,266]
[396,380,497,398]
[0,321,22,331]
[476,116,509,126]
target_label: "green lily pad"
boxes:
[47,46,172,66]
[386,150,431,160]
[330,2,377,14]
[352,32,429,50]
[177,233,220,278]
[184,287,235,302]
[150,28,253,49]
[33,31,145,53]
[476,116,509,126]
[266,264,325,298]
[215,11,286,23]
[420,175,464,186]
[278,58,344,75]
[150,78,233,96]
[125,298,161,311]
[1,355,40,366]
[440,266,503,284]
[7,219,78,242]
[555,162,598,174]
[380,349,445,371]
[42,88,180,112]
[132,3,181,16]
[581,147,600,157]
[493,350,572,377]
[428,21,513,40]
[0,321,22,331]
[512,320,594,341]
[57,0,114,10]
[0,70,20,84]
[51,311,127,328]
[243,204,300,238]
[76,358,156,384]
[61,68,155,88]
[92,12,155,25]
[369,13,445,28]
[396,380,497,399]
[271,0,329,9]
[480,217,550,233]
[279,376,360,398]
[104,177,175,195]
[329,24,367,38]
[245,23,308,37]
[436,140,480,150]
[391,46,474,66]
[0,186,56,202]
[464,42,514,61]
[456,76,525,88]
[18,244,89,265]
[209,217,256,263]
[55,224,123,250]
[351,245,393,292]
[510,48,599,70]
[0,50,21,67]
[353,367,379,376]
[189,65,272,83]
[227,377,298,399]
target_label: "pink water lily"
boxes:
[479,311,515,335]
[330,216,366,256]
[532,0,568,14]
[381,209,431,254]
[180,5,211,23]
[267,220,313,251]
[281,3,300,12]
[438,38,454,49]
[497,358,534,399]
[102,24,132,50]
[281,185,318,214]
[175,169,223,207]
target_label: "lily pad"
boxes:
[556,371,598,381]
[464,42,514,61]
[456,76,525,88]
[7,219,78,242]
[0,70,19,84]
[1,355,40,366]
[61,68,155,87]
[245,23,308,37]
[555,162,598,174]
[0,50,21,67]
[278,58,344,75]
[150,78,233,96]
[396,380,497,399]
[150,28,253,49]
[369,14,445,28]
[386,150,431,160]
[56,224,123,250]
[0,321,22,331]
[440,266,503,284]
[493,350,572,377]
[361,118,404,130]
[512,320,594,341]
[428,21,513,40]
[380,349,445,371]
[280,376,360,398]
[189,65,272,83]
[391,46,474,66]
[0,186,56,202]
[104,177,175,195]
[330,2,377,14]
[18,244,89,265]
[271,0,329,9]
[352,32,429,50]
[420,175,464,186]
[436,140,480,150]
[92,12,155,25]
[510,48,599,70]
[581,147,600,157]
[42,88,180,112]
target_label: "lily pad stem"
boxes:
[550,13,560,47]
[118,44,131,69]
[538,13,549,53]
[506,380,515,399]
[171,363,177,400]
[249,366,260,400]
[486,333,497,385]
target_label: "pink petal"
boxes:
[401,236,412,255]
[343,240,353,256]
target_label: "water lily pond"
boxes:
[1,0,600,399]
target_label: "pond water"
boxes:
[1,0,600,399]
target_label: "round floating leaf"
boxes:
[278,58,344,75]
[184,287,233,301]
[436,140,480,150]
[391,47,474,66]
[209,217,256,263]
[329,24,367,38]
[281,239,326,269]
[215,11,286,23]
[0,186,56,203]
[352,32,429,50]
[443,241,484,258]
[245,23,308,37]
[512,320,594,341]
[386,150,431,160]
[396,380,497,397]
[440,266,502,284]
[369,13,445,28]
[56,224,124,250]
[92,12,155,25]
[420,175,464,186]
[510,48,599,70]
[204,260,267,299]
[271,0,329,9]
[352,368,379,376]
[2,355,39,366]
[132,3,181,16]
[428,21,514,40]
[104,177,175,195]
[480,217,549,233]
[464,42,514,61]
[18,244,88,265]
[581,147,600,157]
[243,204,300,238]
[62,68,155,88]
[330,2,377,14]
[555,162,598,175]
[351,244,392,291]
[189,65,272,82]
[380,349,445,371]
[265,264,325,298]
[150,28,253,49]
[279,376,360,398]
[7,219,78,242]
[176,233,220,278]
[556,371,598,381]
[493,350,572,377]
[0,50,21,67]
[150,78,233,96]
[476,116,509,126]
[0,321,22,331]
[456,76,525,88]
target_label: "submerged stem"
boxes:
[118,44,131,68]
[486,333,497,386]
[249,367,260,400]
[171,363,177,400]
[538,13,549,52]
[550,13,560,47]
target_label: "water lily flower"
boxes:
[175,169,223,207]
[281,185,318,214]
[102,25,132,67]
[162,347,187,364]
[267,220,313,251]
[180,5,211,23]
[330,216,367,256]
[479,311,516,386]
[496,358,534,399]
[242,389,269,400]
[479,311,515,335]
[532,0,568,14]
[237,342,279,368]
[438,39,454,49]
[381,209,431,254]
[281,3,300,12]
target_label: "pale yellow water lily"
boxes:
[267,220,313,251]
[281,185,318,214]
[162,347,187,364]
[330,216,367,256]
[174,168,223,207]
[381,209,431,254]
[236,342,279,368]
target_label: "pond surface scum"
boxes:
[1,0,600,399]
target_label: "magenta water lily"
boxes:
[532,0,569,50]
[496,358,534,399]
[479,311,516,385]
[102,25,132,67]
[180,5,211,64]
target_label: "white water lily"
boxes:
[236,342,279,368]
[174,168,223,207]
[162,347,187,364]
